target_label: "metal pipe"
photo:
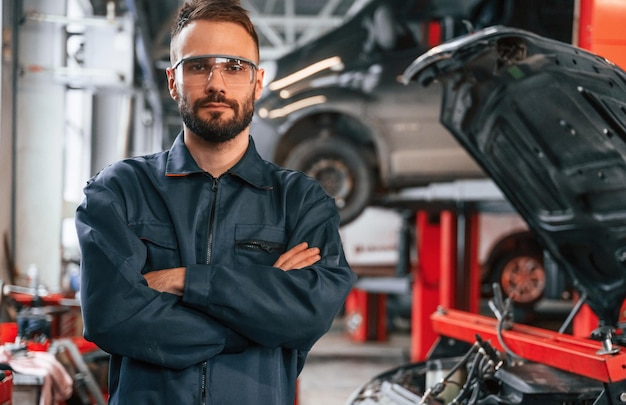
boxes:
[24,10,123,28]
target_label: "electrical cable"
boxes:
[495,299,524,362]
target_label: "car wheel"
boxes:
[283,137,375,225]
[492,250,546,307]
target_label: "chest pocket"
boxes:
[235,224,286,266]
[129,222,180,273]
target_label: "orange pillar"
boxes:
[345,289,387,342]
[411,211,456,361]
[439,211,457,309]
[466,212,481,314]
[577,0,626,69]
[411,208,481,362]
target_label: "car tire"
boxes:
[491,249,546,307]
[283,136,375,225]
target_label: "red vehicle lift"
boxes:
[430,307,626,384]
[346,176,626,367]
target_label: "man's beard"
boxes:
[179,90,254,144]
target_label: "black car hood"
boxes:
[403,26,626,326]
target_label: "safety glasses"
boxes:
[172,54,258,87]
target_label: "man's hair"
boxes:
[171,0,260,59]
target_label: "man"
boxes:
[75,0,356,403]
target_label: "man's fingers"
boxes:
[283,247,320,269]
[144,267,185,295]
[287,251,321,270]
[274,242,308,268]
[274,243,321,270]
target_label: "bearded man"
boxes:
[75,1,356,403]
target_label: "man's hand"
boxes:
[144,267,185,295]
[273,242,320,271]
[144,243,319,293]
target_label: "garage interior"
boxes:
[0,0,625,404]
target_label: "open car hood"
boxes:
[403,26,626,326]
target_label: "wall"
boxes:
[0,1,16,284]
[14,0,67,288]
[6,0,138,290]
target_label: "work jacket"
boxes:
[75,134,356,404]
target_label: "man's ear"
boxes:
[254,69,265,101]
[166,68,179,101]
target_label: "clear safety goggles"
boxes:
[172,54,258,87]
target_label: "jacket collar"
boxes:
[165,132,204,176]
[165,132,273,189]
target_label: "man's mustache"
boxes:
[194,94,238,111]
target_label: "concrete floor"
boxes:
[297,319,411,405]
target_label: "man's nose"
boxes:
[206,66,226,88]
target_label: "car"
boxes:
[345,25,626,404]
[251,0,574,225]
[251,0,576,314]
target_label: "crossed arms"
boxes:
[144,242,321,295]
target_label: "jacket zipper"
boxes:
[201,361,207,405]
[202,177,218,404]
[206,177,219,265]
[236,239,285,253]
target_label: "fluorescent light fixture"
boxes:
[268,57,343,91]
[258,95,327,119]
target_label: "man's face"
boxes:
[167,21,264,144]
[177,80,256,144]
